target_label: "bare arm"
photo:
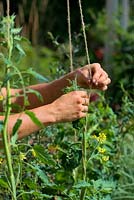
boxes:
[1,72,75,111]
[0,63,111,111]
[0,104,55,140]
[0,91,89,140]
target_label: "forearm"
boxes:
[29,72,75,105]
[0,104,56,141]
[1,71,76,110]
[20,71,75,107]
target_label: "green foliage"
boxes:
[88,8,134,103]
[112,91,134,200]
[0,10,134,200]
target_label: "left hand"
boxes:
[75,63,111,90]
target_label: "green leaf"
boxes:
[10,119,22,145]
[0,121,4,132]
[27,68,49,83]
[25,110,44,128]
[1,72,15,87]
[19,190,53,199]
[15,43,26,56]
[0,178,8,188]
[73,181,91,189]
[12,119,22,135]
[33,145,56,166]
[11,27,22,35]
[14,35,21,41]
[33,164,50,185]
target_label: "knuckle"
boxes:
[103,71,108,77]
[76,97,82,104]
[77,105,82,111]
[94,63,101,69]
[72,91,79,96]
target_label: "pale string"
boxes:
[78,0,92,80]
[67,0,73,72]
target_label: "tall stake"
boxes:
[1,0,17,199]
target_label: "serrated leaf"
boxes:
[27,68,49,83]
[25,110,44,128]
[33,145,56,166]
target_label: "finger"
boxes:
[93,84,108,91]
[97,74,109,85]
[96,77,111,87]
[80,112,87,118]
[103,78,111,85]
[82,98,89,105]
[91,63,101,73]
[82,105,88,113]
[92,69,108,85]
[92,69,103,84]
[101,85,108,91]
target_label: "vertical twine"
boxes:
[78,1,92,199]
[78,0,92,79]
[67,0,73,72]
[6,0,10,17]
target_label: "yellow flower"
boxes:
[19,153,26,161]
[98,132,106,143]
[102,155,109,162]
[91,135,98,140]
[31,149,36,157]
[0,158,3,164]
[0,95,3,101]
[97,147,106,154]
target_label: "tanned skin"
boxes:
[0,63,111,140]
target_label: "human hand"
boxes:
[51,91,89,123]
[75,63,111,90]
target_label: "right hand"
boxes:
[51,91,89,123]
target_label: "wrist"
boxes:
[40,104,57,125]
